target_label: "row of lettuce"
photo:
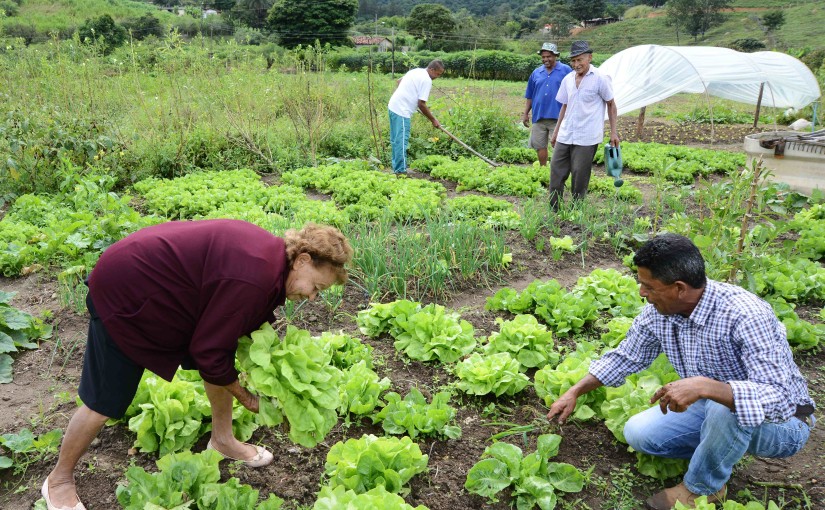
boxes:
[2,153,822,339]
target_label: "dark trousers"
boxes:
[549,142,599,210]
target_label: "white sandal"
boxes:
[41,477,86,510]
[206,439,274,468]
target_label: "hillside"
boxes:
[0,0,174,40]
[2,0,823,55]
[563,1,825,54]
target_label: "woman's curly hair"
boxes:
[284,223,354,284]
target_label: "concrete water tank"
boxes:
[744,131,825,196]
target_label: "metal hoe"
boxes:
[438,126,500,167]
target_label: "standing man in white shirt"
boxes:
[522,42,572,168]
[387,59,444,176]
[549,41,619,210]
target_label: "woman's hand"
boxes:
[223,380,260,413]
[237,389,260,413]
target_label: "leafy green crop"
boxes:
[496,146,538,164]
[356,300,422,338]
[133,169,349,229]
[319,331,375,370]
[373,387,461,439]
[485,286,536,314]
[339,361,391,417]
[548,235,575,253]
[236,323,342,448]
[446,195,521,229]
[282,162,446,222]
[790,205,825,260]
[392,304,477,363]
[534,341,606,421]
[592,141,745,182]
[324,434,429,495]
[0,173,158,276]
[0,290,53,384]
[486,270,642,338]
[410,155,452,173]
[127,372,214,456]
[465,434,585,509]
[675,495,782,510]
[750,255,825,303]
[483,315,559,371]
[601,355,680,444]
[0,427,62,473]
[115,370,257,454]
[571,268,644,318]
[454,352,530,397]
[418,157,547,197]
[766,297,824,350]
[116,450,283,510]
[313,485,429,510]
[532,282,599,337]
[635,453,688,481]
[599,316,634,348]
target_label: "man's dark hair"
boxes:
[427,59,445,71]
[633,234,707,289]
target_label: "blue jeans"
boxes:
[624,399,812,495]
[388,110,411,173]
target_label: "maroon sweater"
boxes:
[88,219,288,385]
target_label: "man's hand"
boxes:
[521,112,530,128]
[546,373,602,424]
[546,389,578,424]
[651,377,705,414]
[610,132,621,148]
[431,118,441,129]
[651,376,735,414]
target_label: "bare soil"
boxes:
[1,127,823,509]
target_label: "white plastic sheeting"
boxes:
[599,45,822,115]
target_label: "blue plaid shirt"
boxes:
[589,280,814,427]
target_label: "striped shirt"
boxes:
[589,280,814,427]
[555,65,614,146]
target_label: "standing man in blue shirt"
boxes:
[522,43,572,168]
[546,234,815,510]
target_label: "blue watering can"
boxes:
[604,144,624,187]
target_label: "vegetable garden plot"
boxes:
[1,148,824,510]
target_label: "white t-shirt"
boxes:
[388,68,433,118]
[555,66,614,146]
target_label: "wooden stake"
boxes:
[753,82,764,129]
[636,106,646,138]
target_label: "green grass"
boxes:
[1,0,174,38]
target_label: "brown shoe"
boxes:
[646,482,726,510]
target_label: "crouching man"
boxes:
[546,234,815,509]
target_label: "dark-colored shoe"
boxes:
[646,482,726,510]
